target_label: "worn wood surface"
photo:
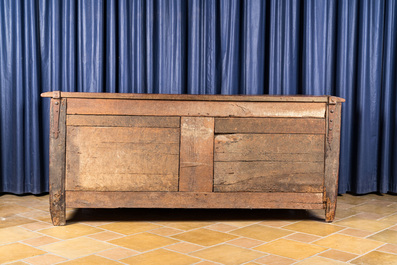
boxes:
[67,115,180,128]
[214,134,324,192]
[214,134,325,162]
[66,191,324,209]
[49,98,67,226]
[65,124,180,192]
[42,91,347,103]
[179,117,214,192]
[215,118,325,134]
[67,99,326,118]
[324,103,342,222]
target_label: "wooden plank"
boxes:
[324,103,342,222]
[179,117,214,192]
[65,126,180,191]
[214,134,325,162]
[67,115,180,128]
[214,161,324,192]
[42,91,340,103]
[49,98,67,226]
[215,118,325,134]
[67,98,326,118]
[66,191,324,209]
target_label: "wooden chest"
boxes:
[41,91,344,225]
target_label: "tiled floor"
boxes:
[1,193,397,264]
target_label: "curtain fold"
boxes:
[1,0,396,194]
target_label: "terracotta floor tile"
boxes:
[369,229,397,244]
[295,256,347,264]
[18,209,49,220]
[40,237,113,259]
[319,249,358,262]
[228,237,265,248]
[172,228,238,246]
[230,224,292,242]
[87,231,124,241]
[206,223,239,232]
[350,202,397,216]
[0,243,45,264]
[0,226,40,245]
[350,251,397,265]
[150,227,184,236]
[110,232,178,251]
[285,233,321,243]
[121,249,200,265]
[338,194,374,205]
[98,221,160,235]
[155,221,213,231]
[194,261,221,265]
[1,203,33,216]
[19,221,53,231]
[24,254,67,265]
[39,223,104,239]
[254,239,327,260]
[335,216,392,232]
[259,220,293,228]
[5,262,29,265]
[390,225,397,231]
[81,221,115,226]
[255,254,295,265]
[192,244,264,265]
[59,255,121,264]
[314,234,383,255]
[283,221,344,236]
[380,214,397,226]
[22,236,60,246]
[333,208,360,219]
[165,242,204,253]
[354,212,386,220]
[1,213,37,229]
[338,228,373,237]
[377,244,397,254]
[220,221,259,227]
[98,247,139,260]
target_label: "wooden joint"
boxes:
[51,99,61,139]
[53,91,61,99]
[327,104,336,145]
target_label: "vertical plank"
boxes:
[49,98,67,226]
[179,117,214,192]
[324,103,342,222]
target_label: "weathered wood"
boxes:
[179,117,214,192]
[215,118,325,134]
[65,126,180,191]
[67,99,326,118]
[66,191,324,209]
[324,103,342,222]
[214,162,324,192]
[67,115,180,128]
[49,98,67,226]
[42,91,346,103]
[214,134,325,162]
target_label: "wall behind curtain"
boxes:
[0,0,396,194]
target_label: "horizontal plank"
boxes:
[214,161,324,192]
[67,99,326,118]
[65,191,325,209]
[41,91,345,103]
[215,134,325,162]
[215,118,325,134]
[66,126,179,192]
[67,115,180,128]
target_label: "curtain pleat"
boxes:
[1,0,396,194]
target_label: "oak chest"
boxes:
[42,92,344,225]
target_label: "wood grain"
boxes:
[65,126,180,192]
[179,117,214,192]
[67,115,180,128]
[42,91,345,103]
[215,118,325,134]
[214,134,325,162]
[214,134,324,192]
[66,191,324,209]
[324,103,342,222]
[67,98,326,118]
[49,98,67,226]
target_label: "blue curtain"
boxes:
[1,0,396,194]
